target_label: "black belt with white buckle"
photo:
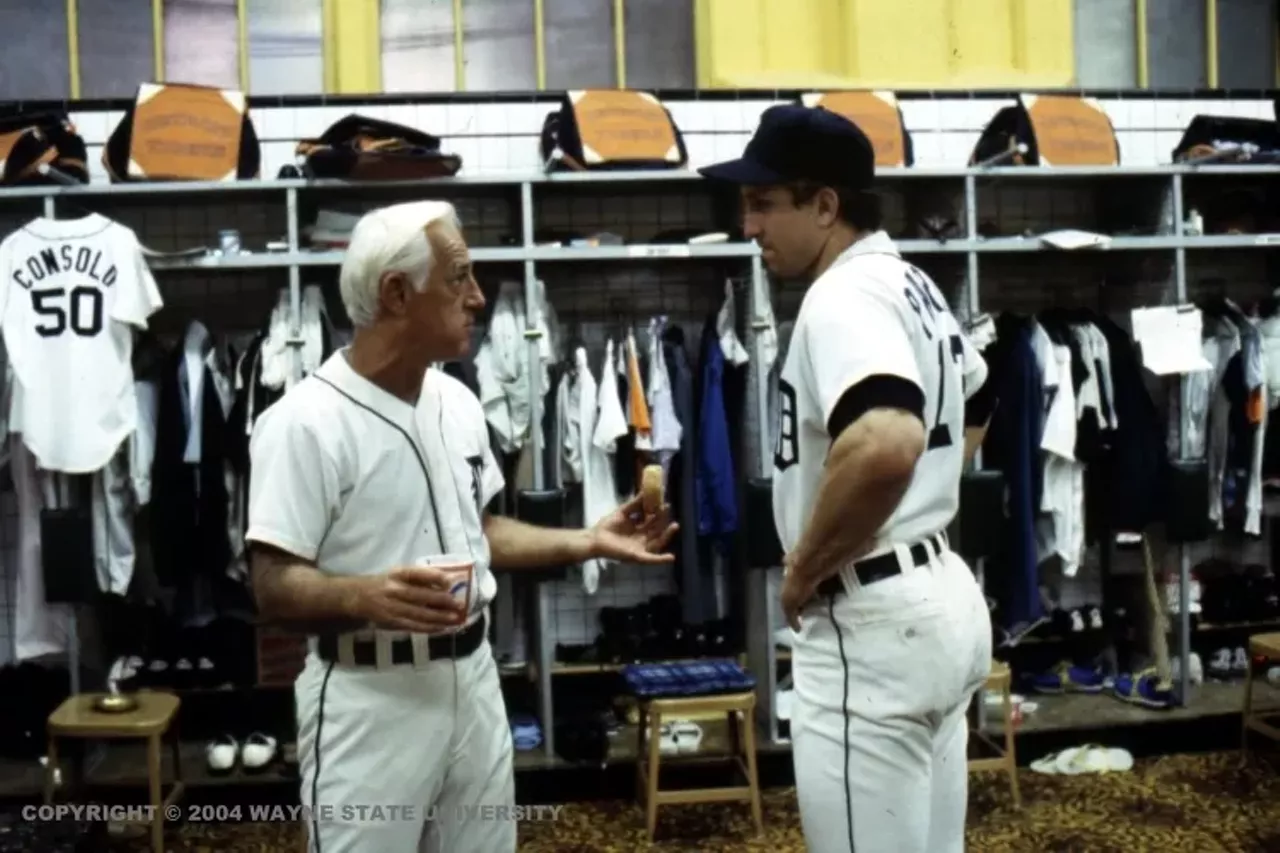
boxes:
[816,533,947,598]
[316,616,486,667]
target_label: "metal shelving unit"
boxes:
[4,162,1278,756]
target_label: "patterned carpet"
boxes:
[19,752,1280,852]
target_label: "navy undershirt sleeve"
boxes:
[826,374,925,439]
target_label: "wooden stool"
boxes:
[1242,632,1280,755]
[635,691,763,841]
[46,691,184,853]
[967,661,1021,808]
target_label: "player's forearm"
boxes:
[483,513,595,570]
[789,409,923,584]
[249,545,369,634]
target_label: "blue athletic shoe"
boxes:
[1112,670,1176,710]
[1028,661,1107,695]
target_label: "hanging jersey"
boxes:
[771,231,987,554]
[0,214,163,473]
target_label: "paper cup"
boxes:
[415,553,475,612]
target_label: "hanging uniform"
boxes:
[564,346,622,593]
[646,316,682,473]
[0,214,163,473]
[0,214,163,616]
[1032,323,1084,577]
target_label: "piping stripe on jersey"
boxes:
[309,660,335,853]
[312,374,475,660]
[312,374,445,552]
[829,593,855,852]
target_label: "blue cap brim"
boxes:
[697,157,785,185]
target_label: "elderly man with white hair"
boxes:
[244,200,677,853]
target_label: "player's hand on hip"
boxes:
[589,494,679,565]
[355,567,467,633]
[780,561,820,632]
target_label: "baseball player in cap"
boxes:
[244,200,677,853]
[701,105,996,852]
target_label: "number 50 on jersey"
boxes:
[12,244,114,338]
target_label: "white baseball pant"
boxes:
[790,543,992,853]
[11,433,71,662]
[11,429,140,662]
[295,637,516,853]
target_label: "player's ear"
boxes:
[377,270,412,317]
[814,186,840,228]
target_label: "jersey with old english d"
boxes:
[771,230,987,556]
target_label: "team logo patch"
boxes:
[774,379,798,470]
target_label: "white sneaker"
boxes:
[1233,647,1251,674]
[1165,574,1203,614]
[670,720,703,753]
[39,755,62,788]
[1209,648,1233,678]
[240,733,278,772]
[1170,652,1204,685]
[206,735,238,774]
[644,723,680,755]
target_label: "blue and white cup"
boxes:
[415,553,475,617]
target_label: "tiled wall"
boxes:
[63,96,1279,182]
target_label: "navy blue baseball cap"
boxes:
[698,104,876,190]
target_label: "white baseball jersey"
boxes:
[0,214,163,473]
[245,351,503,617]
[772,231,987,555]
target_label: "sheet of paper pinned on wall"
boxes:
[1129,305,1213,375]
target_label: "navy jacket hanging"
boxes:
[150,346,233,586]
[1092,315,1164,534]
[979,315,1043,628]
[696,315,738,539]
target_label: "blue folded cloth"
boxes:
[622,659,756,698]
[509,714,543,750]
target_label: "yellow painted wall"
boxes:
[696,0,1076,90]
[322,0,381,94]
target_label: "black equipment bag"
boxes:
[0,111,88,185]
[297,114,461,181]
[540,89,688,172]
[1171,115,1280,164]
[970,93,1120,167]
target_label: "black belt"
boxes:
[316,617,486,667]
[816,533,947,598]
